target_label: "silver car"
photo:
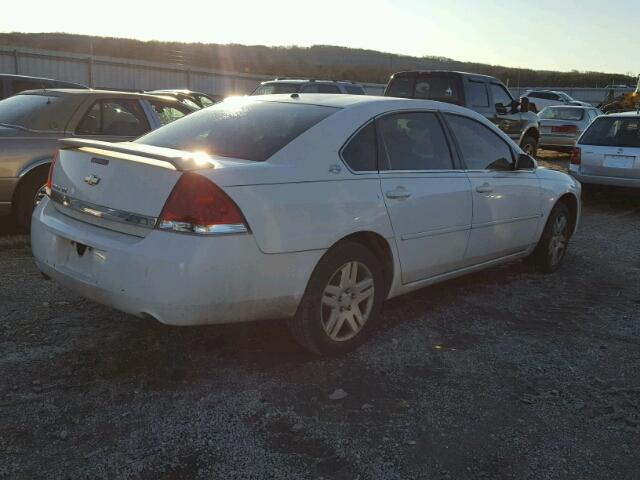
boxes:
[0,89,195,230]
[539,106,603,152]
[569,111,640,189]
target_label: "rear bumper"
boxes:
[31,198,323,326]
[569,167,640,188]
[539,134,578,148]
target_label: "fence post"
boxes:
[87,56,93,88]
[13,49,19,74]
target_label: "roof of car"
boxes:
[261,79,362,85]
[390,70,501,82]
[17,88,185,101]
[244,93,492,116]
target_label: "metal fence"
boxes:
[0,46,631,103]
[0,46,386,96]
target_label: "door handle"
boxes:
[385,187,412,200]
[475,183,493,194]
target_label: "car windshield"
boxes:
[252,83,302,95]
[581,116,640,148]
[136,98,339,161]
[0,94,68,130]
[539,107,585,121]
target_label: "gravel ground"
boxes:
[1,155,639,479]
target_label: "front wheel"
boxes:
[289,242,385,355]
[527,202,572,273]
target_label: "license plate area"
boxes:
[603,155,635,169]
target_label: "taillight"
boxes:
[551,125,578,134]
[570,147,581,165]
[157,172,248,235]
[45,151,59,196]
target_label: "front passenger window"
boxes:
[445,114,514,170]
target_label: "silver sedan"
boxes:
[538,106,603,152]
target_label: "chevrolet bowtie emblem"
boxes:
[84,174,101,186]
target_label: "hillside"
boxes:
[0,32,634,87]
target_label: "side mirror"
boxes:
[516,153,536,170]
[495,103,508,115]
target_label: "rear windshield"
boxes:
[385,74,463,105]
[0,93,77,131]
[136,99,339,161]
[580,116,640,148]
[252,83,301,95]
[539,107,585,121]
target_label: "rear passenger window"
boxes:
[445,114,514,170]
[468,81,489,107]
[76,99,150,136]
[342,122,377,171]
[378,112,453,171]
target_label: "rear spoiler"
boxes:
[59,138,214,171]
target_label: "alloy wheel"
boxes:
[320,261,375,342]
[548,214,568,266]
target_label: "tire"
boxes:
[527,202,572,273]
[520,135,538,158]
[13,168,48,232]
[289,241,385,356]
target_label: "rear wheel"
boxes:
[289,242,384,355]
[527,202,571,273]
[520,135,538,158]
[13,168,48,232]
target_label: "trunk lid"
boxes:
[579,145,640,179]
[50,140,249,236]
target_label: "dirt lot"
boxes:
[1,154,639,479]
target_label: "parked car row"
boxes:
[5,68,636,354]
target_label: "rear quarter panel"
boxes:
[201,103,397,254]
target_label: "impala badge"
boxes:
[328,164,342,174]
[84,174,101,186]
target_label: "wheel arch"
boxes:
[12,161,51,212]
[556,192,579,237]
[324,231,395,299]
[522,125,540,143]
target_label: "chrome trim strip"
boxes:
[157,221,248,235]
[401,224,471,241]
[50,191,157,229]
[473,214,542,229]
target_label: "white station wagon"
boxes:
[32,94,581,355]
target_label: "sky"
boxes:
[1,0,638,75]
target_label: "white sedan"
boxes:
[32,94,581,355]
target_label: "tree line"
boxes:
[1,32,634,88]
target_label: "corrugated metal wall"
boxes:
[0,46,386,96]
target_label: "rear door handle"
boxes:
[385,187,412,199]
[475,183,493,194]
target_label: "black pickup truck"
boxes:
[384,70,540,156]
